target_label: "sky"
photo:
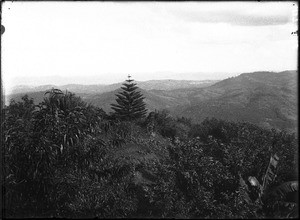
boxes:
[1,1,298,93]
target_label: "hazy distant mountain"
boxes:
[8,79,218,95]
[8,84,107,95]
[5,71,297,132]
[132,80,218,91]
[8,85,57,95]
[6,91,48,105]
[5,79,216,107]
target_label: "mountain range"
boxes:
[8,79,218,95]
[5,71,297,132]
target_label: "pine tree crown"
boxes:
[111,75,147,121]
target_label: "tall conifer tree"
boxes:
[111,75,147,120]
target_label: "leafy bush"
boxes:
[2,91,298,218]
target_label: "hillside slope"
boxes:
[5,71,297,132]
[83,88,188,113]
[171,70,297,132]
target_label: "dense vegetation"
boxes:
[2,86,298,218]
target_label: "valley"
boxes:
[5,70,297,133]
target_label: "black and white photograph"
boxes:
[1,1,298,218]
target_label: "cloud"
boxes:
[168,3,294,26]
[178,10,290,26]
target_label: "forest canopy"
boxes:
[1,86,298,218]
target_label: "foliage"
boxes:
[238,153,298,218]
[111,75,147,121]
[143,110,190,140]
[2,89,298,218]
[3,90,105,217]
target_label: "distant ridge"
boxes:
[5,70,297,132]
[8,79,218,95]
[171,70,297,132]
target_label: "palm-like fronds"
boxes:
[269,181,298,200]
[262,153,279,193]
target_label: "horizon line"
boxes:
[4,69,297,96]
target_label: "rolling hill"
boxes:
[8,79,218,95]
[5,79,216,109]
[169,70,297,132]
[5,71,297,132]
[83,88,189,113]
